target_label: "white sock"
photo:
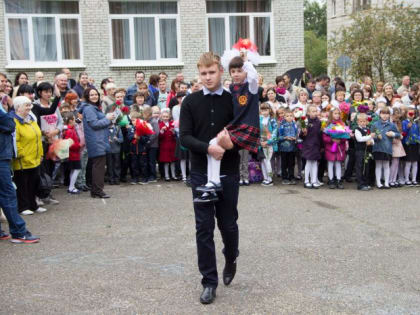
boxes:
[405,162,412,182]
[261,161,268,181]
[335,161,342,180]
[69,169,80,191]
[383,160,390,186]
[164,163,170,179]
[328,161,334,180]
[180,160,187,179]
[412,162,418,181]
[375,160,383,187]
[304,160,311,183]
[310,160,318,184]
[398,161,405,184]
[170,162,176,178]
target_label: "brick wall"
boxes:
[0,0,304,88]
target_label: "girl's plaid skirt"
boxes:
[226,124,260,153]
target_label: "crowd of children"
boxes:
[1,68,420,222]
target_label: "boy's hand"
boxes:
[302,128,308,136]
[217,128,233,150]
[386,131,394,137]
[367,140,373,146]
[208,144,225,160]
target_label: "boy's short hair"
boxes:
[229,56,244,72]
[379,107,391,114]
[151,105,160,113]
[197,52,221,69]
[62,111,75,124]
[113,88,126,96]
[283,108,293,115]
[357,113,367,121]
[130,111,142,120]
[275,76,285,85]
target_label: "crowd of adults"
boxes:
[0,65,419,244]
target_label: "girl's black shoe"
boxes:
[328,180,336,189]
[336,180,344,189]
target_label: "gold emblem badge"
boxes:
[238,95,248,106]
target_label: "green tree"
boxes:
[304,0,327,37]
[305,31,327,77]
[329,0,420,82]
[304,0,327,76]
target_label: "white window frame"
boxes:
[109,12,182,67]
[332,0,337,17]
[4,11,84,69]
[206,8,276,64]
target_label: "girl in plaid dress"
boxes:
[195,52,260,203]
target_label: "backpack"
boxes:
[248,159,263,183]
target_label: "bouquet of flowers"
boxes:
[47,138,74,161]
[339,102,350,122]
[135,119,154,138]
[221,38,261,70]
[324,123,351,152]
[294,108,307,129]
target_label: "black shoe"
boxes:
[336,180,344,189]
[193,192,219,203]
[196,182,223,193]
[82,185,90,192]
[328,180,336,189]
[223,260,237,286]
[91,192,111,199]
[200,287,216,305]
[345,177,353,183]
[357,185,370,191]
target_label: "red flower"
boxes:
[367,130,371,135]
[116,100,122,106]
[367,117,372,122]
[402,132,408,137]
[301,116,306,121]
[408,112,415,117]
[121,106,130,114]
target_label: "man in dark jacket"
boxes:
[0,73,39,244]
[179,52,240,305]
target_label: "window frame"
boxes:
[206,5,276,64]
[4,10,84,69]
[109,12,182,67]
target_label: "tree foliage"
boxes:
[305,31,328,77]
[304,0,327,77]
[304,0,327,37]
[329,0,420,82]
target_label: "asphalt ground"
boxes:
[1,179,420,314]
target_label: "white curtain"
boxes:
[134,17,156,60]
[112,19,130,59]
[60,19,80,59]
[208,18,225,56]
[160,19,177,58]
[254,17,270,56]
[33,17,57,61]
[8,18,30,60]
[229,16,249,47]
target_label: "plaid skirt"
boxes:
[226,124,260,153]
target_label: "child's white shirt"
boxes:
[242,61,259,95]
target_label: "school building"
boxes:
[0,0,304,86]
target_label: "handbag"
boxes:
[248,158,263,183]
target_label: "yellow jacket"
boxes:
[12,115,43,171]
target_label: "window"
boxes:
[332,0,336,16]
[353,0,371,12]
[4,0,82,67]
[109,1,180,66]
[206,0,274,61]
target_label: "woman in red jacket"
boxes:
[158,109,178,181]
[62,113,82,194]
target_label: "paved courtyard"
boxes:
[1,180,420,314]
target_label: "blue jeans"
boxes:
[0,160,27,238]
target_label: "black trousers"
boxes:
[106,153,121,182]
[147,147,158,180]
[344,147,356,179]
[355,150,369,187]
[130,153,148,182]
[86,158,93,186]
[281,151,295,180]
[191,172,239,288]
[120,150,132,180]
[91,156,106,195]
[13,167,40,212]
[318,156,327,181]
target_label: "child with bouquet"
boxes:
[401,106,420,186]
[323,108,351,189]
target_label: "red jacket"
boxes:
[63,125,81,161]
